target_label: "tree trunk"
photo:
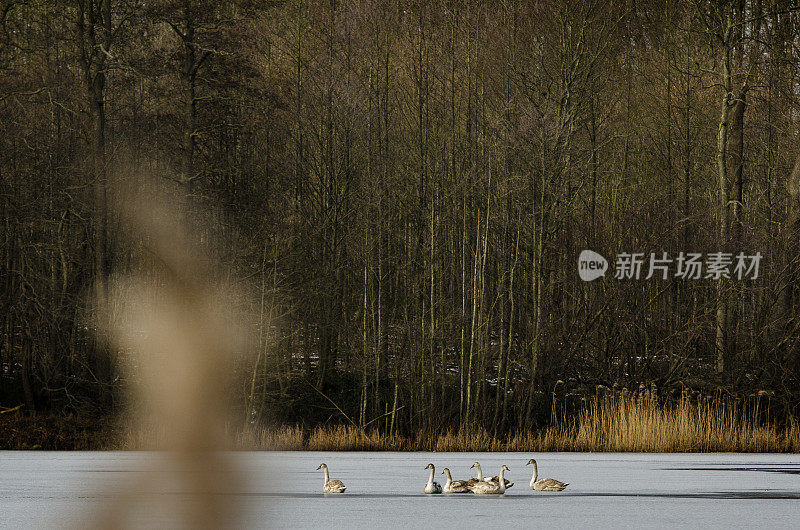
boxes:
[714,13,733,374]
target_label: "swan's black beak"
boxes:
[470,464,475,469]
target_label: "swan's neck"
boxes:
[323,467,330,485]
[427,467,435,485]
[443,469,452,486]
[475,464,483,480]
[530,462,538,486]
[498,469,506,492]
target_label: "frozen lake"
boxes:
[2,451,800,528]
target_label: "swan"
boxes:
[317,463,346,493]
[527,459,568,491]
[469,465,509,494]
[441,468,471,493]
[468,461,514,488]
[424,463,443,493]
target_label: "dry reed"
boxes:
[225,391,800,453]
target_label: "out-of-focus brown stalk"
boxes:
[90,184,247,529]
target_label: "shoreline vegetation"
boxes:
[240,391,800,453]
[5,391,799,452]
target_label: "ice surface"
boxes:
[2,451,799,528]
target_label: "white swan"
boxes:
[469,465,509,494]
[424,463,443,494]
[527,459,568,491]
[441,468,470,493]
[468,461,514,489]
[317,463,346,493]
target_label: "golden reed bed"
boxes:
[120,391,800,453]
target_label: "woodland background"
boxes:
[3,0,800,444]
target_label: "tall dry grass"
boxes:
[236,425,306,451]
[562,390,800,452]
[232,391,800,452]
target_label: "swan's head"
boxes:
[425,463,434,470]
[470,461,480,469]
[526,459,537,466]
[441,467,450,475]
[317,463,327,470]
[501,465,510,472]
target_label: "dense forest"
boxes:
[3,0,800,443]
